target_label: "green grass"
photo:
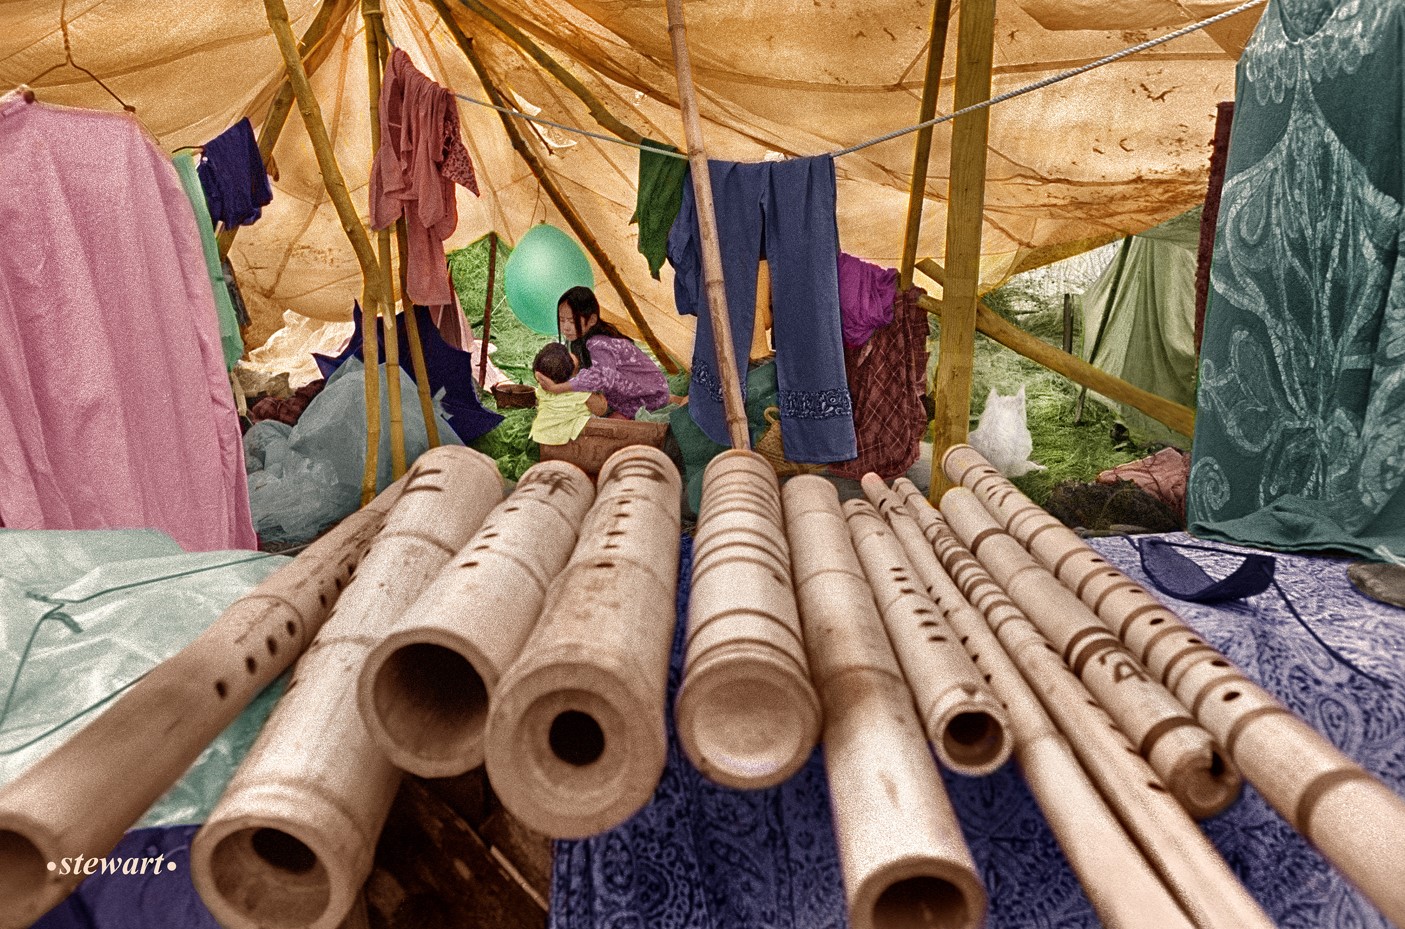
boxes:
[942,255,1161,507]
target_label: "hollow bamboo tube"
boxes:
[782,475,986,929]
[0,480,408,929]
[484,446,681,839]
[941,444,1405,925]
[925,517,1275,929]
[676,451,820,789]
[843,497,1011,776]
[939,487,1240,819]
[190,447,503,929]
[357,461,595,777]
[871,479,1195,929]
[426,0,681,375]
[665,0,749,447]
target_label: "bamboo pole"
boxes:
[264,0,394,504]
[359,282,383,505]
[480,231,498,385]
[916,260,1197,437]
[451,0,645,145]
[898,0,953,291]
[366,6,439,449]
[362,0,409,478]
[424,0,681,375]
[218,0,349,260]
[664,0,749,448]
[928,0,997,503]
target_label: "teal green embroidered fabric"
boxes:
[1188,0,1405,561]
[172,153,244,371]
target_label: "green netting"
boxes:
[469,403,540,483]
[1079,207,1200,448]
[0,530,289,828]
[448,233,550,387]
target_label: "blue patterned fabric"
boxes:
[551,532,1405,929]
[1188,0,1405,560]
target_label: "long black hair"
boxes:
[558,286,624,368]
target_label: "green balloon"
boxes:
[503,224,595,334]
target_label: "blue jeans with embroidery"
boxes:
[668,156,856,463]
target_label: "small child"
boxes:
[530,343,593,446]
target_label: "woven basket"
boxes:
[755,407,825,479]
[491,383,537,409]
[539,418,669,477]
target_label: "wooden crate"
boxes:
[538,418,669,477]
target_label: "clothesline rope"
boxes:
[386,0,1264,162]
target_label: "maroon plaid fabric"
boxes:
[830,286,929,480]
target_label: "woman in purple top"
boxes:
[537,286,670,419]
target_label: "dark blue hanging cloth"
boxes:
[668,156,856,463]
[316,303,503,443]
[197,118,273,229]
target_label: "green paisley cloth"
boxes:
[1188,0,1405,561]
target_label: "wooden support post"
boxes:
[264,0,391,504]
[929,0,997,503]
[220,0,346,260]
[898,0,953,291]
[480,232,498,386]
[916,259,1196,437]
[664,0,749,449]
[392,217,441,448]
[424,0,681,375]
[452,0,645,145]
[362,0,411,476]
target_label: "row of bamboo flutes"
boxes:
[0,443,1402,929]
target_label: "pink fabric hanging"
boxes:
[0,95,256,551]
[370,49,479,307]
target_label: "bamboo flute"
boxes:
[358,461,596,777]
[0,479,408,929]
[939,487,1241,819]
[191,447,503,929]
[842,497,1011,776]
[782,476,986,929]
[362,1,409,475]
[872,478,1195,929]
[924,512,1276,929]
[942,444,1405,925]
[676,451,820,789]
[484,446,681,839]
[664,0,749,447]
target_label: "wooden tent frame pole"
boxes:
[898,0,953,291]
[929,0,997,503]
[480,231,498,386]
[916,259,1195,437]
[264,0,391,504]
[219,0,346,261]
[426,0,682,375]
[452,0,645,145]
[664,0,749,449]
[364,7,441,452]
[362,0,411,478]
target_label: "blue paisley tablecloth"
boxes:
[550,533,1405,929]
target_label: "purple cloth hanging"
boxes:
[837,252,898,347]
[197,118,272,229]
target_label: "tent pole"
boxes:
[480,231,498,386]
[916,260,1195,437]
[219,0,346,261]
[929,0,997,503]
[264,0,391,504]
[898,0,953,291]
[362,0,412,475]
[664,0,749,450]
[425,0,683,375]
[453,0,645,145]
[364,6,441,452]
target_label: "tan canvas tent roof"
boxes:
[0,0,1260,363]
